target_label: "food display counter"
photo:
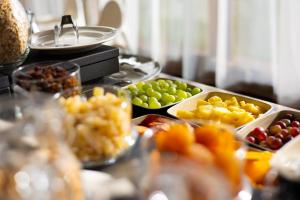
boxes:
[1,65,300,199]
[0,9,299,199]
[86,73,300,199]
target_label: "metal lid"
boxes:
[108,55,162,85]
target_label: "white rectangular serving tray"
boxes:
[167,91,273,129]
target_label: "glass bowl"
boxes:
[136,119,251,199]
[12,61,81,96]
[58,85,138,168]
[0,96,84,200]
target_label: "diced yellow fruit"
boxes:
[243,103,261,115]
[212,101,227,107]
[227,106,242,112]
[177,110,195,119]
[93,87,104,96]
[240,101,246,107]
[211,107,231,119]
[197,99,210,106]
[222,114,233,124]
[231,97,239,106]
[197,104,213,110]
[208,96,223,104]
[195,105,213,119]
[175,95,262,127]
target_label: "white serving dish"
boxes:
[237,110,300,151]
[167,91,273,129]
[30,26,117,54]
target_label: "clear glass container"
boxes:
[0,97,84,200]
[59,85,137,168]
[141,154,232,200]
[0,0,30,68]
[12,61,81,97]
[137,120,251,200]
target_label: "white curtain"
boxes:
[271,0,300,107]
[21,0,86,30]
[216,1,273,93]
[129,0,300,107]
[216,0,300,107]
[130,0,216,81]
[20,0,300,107]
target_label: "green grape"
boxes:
[146,88,155,96]
[187,92,192,98]
[152,84,161,91]
[186,87,192,93]
[142,83,152,91]
[163,101,173,106]
[128,85,137,91]
[142,102,149,108]
[150,81,159,88]
[161,93,170,103]
[136,82,145,90]
[178,82,187,90]
[160,87,168,93]
[160,82,170,89]
[149,101,161,109]
[161,93,175,103]
[139,95,148,102]
[152,91,162,100]
[175,96,184,102]
[168,95,176,102]
[166,80,173,85]
[176,90,188,98]
[174,80,182,86]
[128,89,138,97]
[132,97,143,106]
[157,79,166,85]
[167,87,176,95]
[192,87,201,95]
[137,89,145,95]
[148,97,158,104]
[170,83,177,89]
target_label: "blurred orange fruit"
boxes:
[155,123,194,153]
[244,151,272,186]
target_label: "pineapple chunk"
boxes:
[177,110,195,119]
[197,99,210,106]
[208,96,223,104]
[93,87,104,96]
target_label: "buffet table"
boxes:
[3,1,297,197]
[85,73,300,200]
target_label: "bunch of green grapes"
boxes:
[126,79,201,109]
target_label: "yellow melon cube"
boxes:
[177,110,195,119]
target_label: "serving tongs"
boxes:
[54,15,79,47]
